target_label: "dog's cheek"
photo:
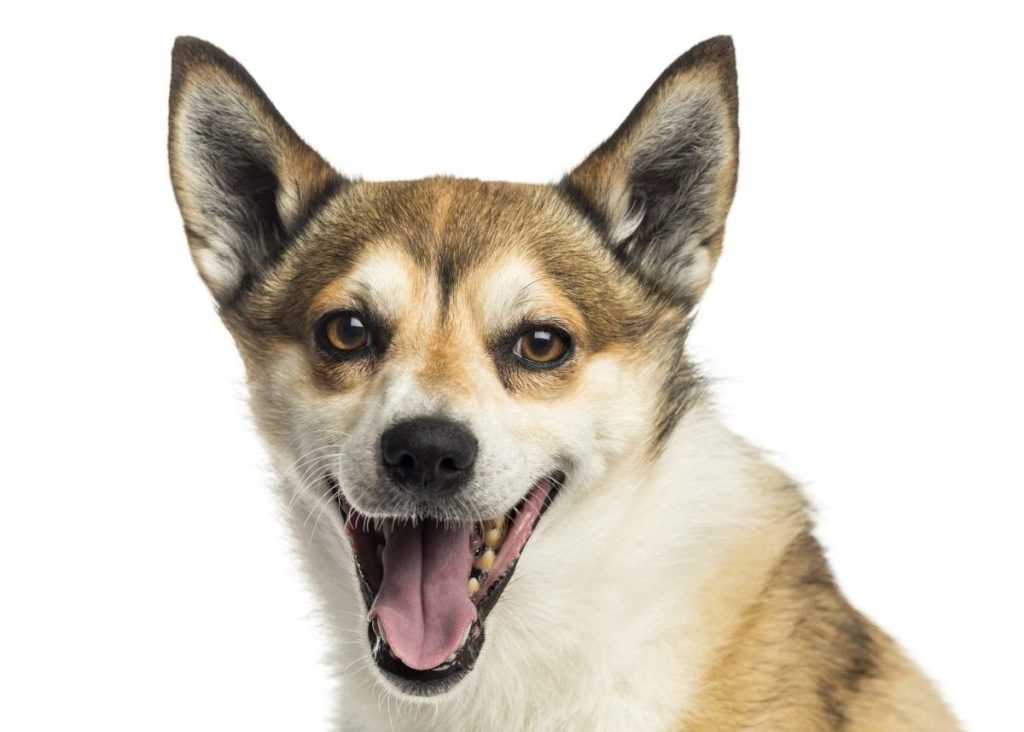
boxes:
[546,353,659,476]
[579,353,659,453]
[245,344,366,478]
[485,352,658,499]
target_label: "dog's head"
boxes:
[168,36,738,699]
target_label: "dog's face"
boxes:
[168,36,738,699]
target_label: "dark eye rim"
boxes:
[314,310,375,360]
[511,324,574,371]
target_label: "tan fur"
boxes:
[167,36,960,730]
[679,531,959,731]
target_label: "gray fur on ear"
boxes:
[168,37,344,304]
[564,36,739,303]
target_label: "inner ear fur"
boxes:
[564,36,739,304]
[168,36,343,303]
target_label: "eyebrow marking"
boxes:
[308,244,417,327]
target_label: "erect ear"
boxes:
[564,36,738,304]
[168,37,344,304]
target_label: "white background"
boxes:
[2,2,1021,730]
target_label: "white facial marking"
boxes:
[475,256,554,334]
[342,247,415,322]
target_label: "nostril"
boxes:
[438,456,459,474]
[397,452,416,471]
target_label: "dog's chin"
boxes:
[328,472,564,698]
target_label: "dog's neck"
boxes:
[317,400,806,731]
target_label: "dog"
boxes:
[167,35,959,731]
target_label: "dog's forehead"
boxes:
[266,178,621,324]
[310,243,572,329]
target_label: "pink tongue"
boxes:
[368,520,477,671]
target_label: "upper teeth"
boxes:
[474,548,495,571]
[483,516,506,549]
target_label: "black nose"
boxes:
[380,417,478,496]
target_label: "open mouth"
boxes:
[329,473,563,696]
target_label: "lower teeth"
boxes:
[469,516,507,596]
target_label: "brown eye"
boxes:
[318,312,371,355]
[514,328,570,366]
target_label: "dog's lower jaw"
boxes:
[291,402,809,731]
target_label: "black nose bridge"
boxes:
[380,416,478,496]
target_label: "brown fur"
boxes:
[167,35,959,730]
[680,531,959,731]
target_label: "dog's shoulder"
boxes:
[681,531,960,731]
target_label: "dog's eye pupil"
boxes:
[323,313,370,352]
[515,329,568,365]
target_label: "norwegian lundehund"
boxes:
[167,35,959,731]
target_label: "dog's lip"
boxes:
[328,472,564,694]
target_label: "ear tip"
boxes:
[172,35,204,50]
[696,35,735,54]
[171,36,230,72]
[673,35,738,106]
[171,36,207,63]
[681,35,736,74]
[168,36,261,116]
